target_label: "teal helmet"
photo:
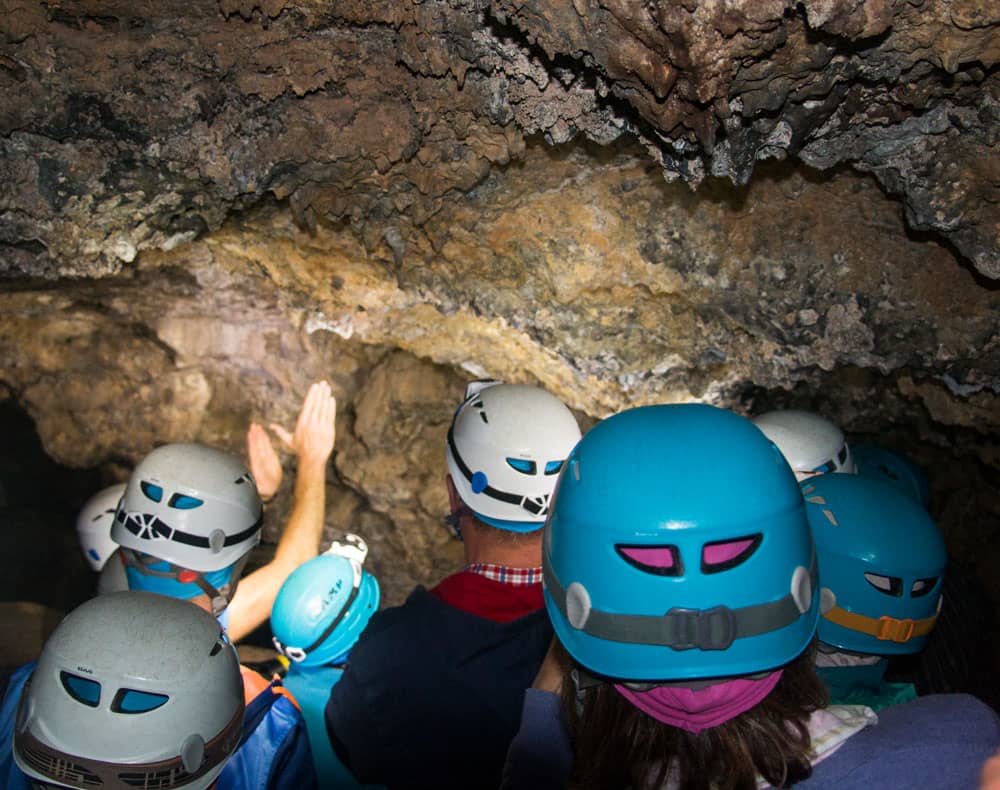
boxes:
[271,534,380,667]
[852,443,930,508]
[544,404,819,682]
[802,473,945,655]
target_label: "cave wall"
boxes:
[2,0,999,278]
[1,0,999,616]
[2,143,998,608]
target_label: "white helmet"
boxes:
[76,483,126,571]
[14,591,244,790]
[111,443,262,573]
[752,410,856,481]
[445,382,581,532]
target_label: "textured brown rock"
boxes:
[1,0,998,276]
[0,2,998,629]
[2,141,997,606]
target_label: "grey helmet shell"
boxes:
[112,443,262,572]
[14,591,244,790]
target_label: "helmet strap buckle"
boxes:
[665,605,736,651]
[876,615,915,643]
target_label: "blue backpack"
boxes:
[220,677,318,790]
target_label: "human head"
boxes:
[271,534,380,667]
[544,403,819,682]
[544,404,825,789]
[802,472,946,655]
[111,443,262,615]
[445,381,581,534]
[75,483,126,571]
[752,409,856,481]
[14,591,243,790]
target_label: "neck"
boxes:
[460,515,542,568]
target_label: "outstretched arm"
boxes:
[228,381,337,642]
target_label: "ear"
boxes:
[445,474,461,512]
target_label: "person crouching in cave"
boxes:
[0,382,336,789]
[803,472,947,711]
[3,592,247,790]
[325,381,582,790]
[270,534,380,788]
[108,381,335,787]
[111,379,336,644]
[501,404,1000,790]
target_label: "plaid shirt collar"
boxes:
[464,563,543,586]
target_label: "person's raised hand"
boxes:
[247,421,282,501]
[270,380,337,468]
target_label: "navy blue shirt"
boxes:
[325,586,552,790]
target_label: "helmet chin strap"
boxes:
[121,549,250,617]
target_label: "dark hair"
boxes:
[561,645,828,790]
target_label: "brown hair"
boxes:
[561,646,828,790]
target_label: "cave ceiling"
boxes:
[1,1,999,597]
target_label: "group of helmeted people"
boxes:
[1,381,998,790]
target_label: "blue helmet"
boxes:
[271,535,380,667]
[544,404,819,682]
[852,443,930,508]
[802,473,945,655]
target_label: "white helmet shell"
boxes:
[14,591,243,790]
[76,483,126,571]
[445,382,581,530]
[753,410,857,481]
[111,443,262,572]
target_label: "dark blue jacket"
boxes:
[325,586,552,790]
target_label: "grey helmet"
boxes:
[14,591,244,790]
[111,443,262,573]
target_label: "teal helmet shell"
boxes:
[852,443,930,508]
[544,404,818,682]
[271,552,380,667]
[802,473,945,655]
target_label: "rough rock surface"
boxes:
[1,0,998,277]
[0,1,998,652]
[1,144,997,610]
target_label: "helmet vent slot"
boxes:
[864,572,902,597]
[616,544,682,576]
[140,481,163,503]
[911,577,938,597]
[111,688,169,714]
[60,672,101,708]
[701,534,762,574]
[506,458,536,475]
[168,493,203,510]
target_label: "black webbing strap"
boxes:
[544,554,816,652]
[117,510,262,549]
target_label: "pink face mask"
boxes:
[613,670,783,733]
